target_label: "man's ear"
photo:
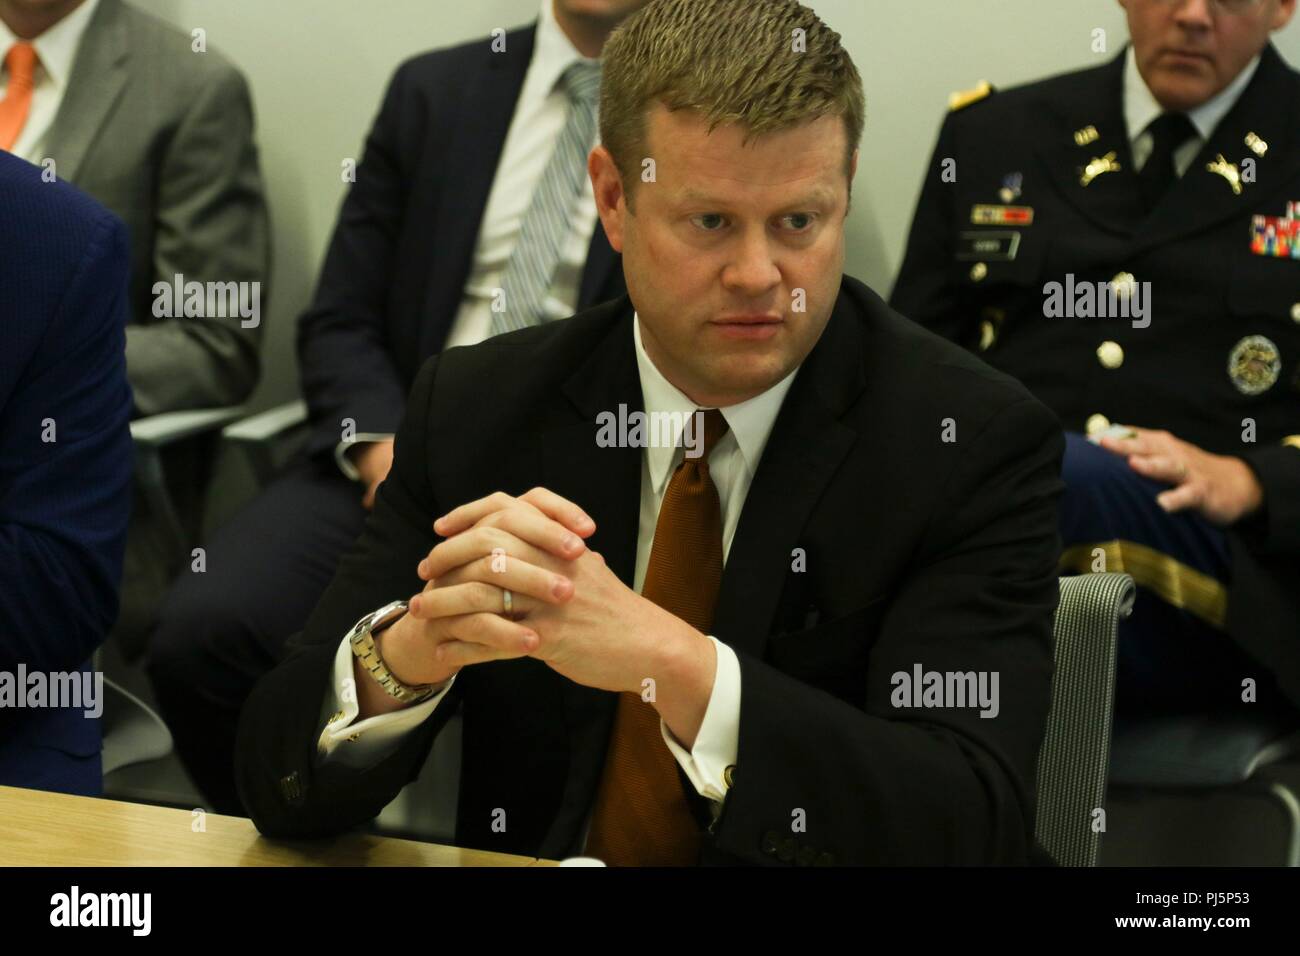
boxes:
[589,145,627,253]
[1271,0,1297,31]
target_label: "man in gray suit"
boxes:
[1,0,270,655]
[0,0,269,415]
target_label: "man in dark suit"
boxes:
[891,0,1300,718]
[236,0,1064,865]
[0,150,133,795]
[149,0,641,814]
[1,0,270,660]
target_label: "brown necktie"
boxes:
[0,43,38,153]
[584,408,729,866]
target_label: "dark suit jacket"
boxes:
[238,275,1065,865]
[891,44,1300,707]
[0,152,133,793]
[46,0,270,416]
[296,23,624,462]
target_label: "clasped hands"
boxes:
[376,489,714,708]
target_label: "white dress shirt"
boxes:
[1124,44,1259,176]
[318,312,801,850]
[0,0,101,164]
[335,0,601,480]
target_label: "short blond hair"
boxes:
[599,0,865,206]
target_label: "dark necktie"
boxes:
[584,408,729,866]
[1137,112,1198,212]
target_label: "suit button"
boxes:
[1291,303,1300,323]
[814,851,836,866]
[1096,340,1124,369]
[796,845,818,867]
[778,838,797,863]
[761,830,780,855]
[1085,413,1111,437]
[279,771,303,805]
[969,262,988,282]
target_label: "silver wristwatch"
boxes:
[347,600,435,704]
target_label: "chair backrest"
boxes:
[1034,573,1134,866]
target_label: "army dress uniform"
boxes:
[891,44,1300,715]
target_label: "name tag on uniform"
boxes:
[1250,204,1299,259]
[970,204,1034,226]
[956,230,1021,261]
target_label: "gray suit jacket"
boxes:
[46,0,270,415]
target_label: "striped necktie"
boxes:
[0,43,38,153]
[490,59,602,336]
[584,409,730,866]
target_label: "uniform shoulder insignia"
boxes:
[948,81,995,112]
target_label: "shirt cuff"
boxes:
[333,433,396,482]
[660,636,740,812]
[316,628,454,768]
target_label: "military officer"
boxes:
[891,0,1300,717]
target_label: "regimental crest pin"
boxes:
[999,172,1023,204]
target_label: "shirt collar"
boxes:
[0,0,101,91]
[633,312,800,496]
[532,0,601,101]
[1123,43,1260,143]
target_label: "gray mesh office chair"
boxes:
[1035,573,1135,867]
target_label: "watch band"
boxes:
[347,600,435,704]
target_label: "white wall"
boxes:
[143,0,1300,409]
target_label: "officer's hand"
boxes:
[1099,427,1263,526]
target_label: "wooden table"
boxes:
[0,786,555,866]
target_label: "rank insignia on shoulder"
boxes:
[971,204,1034,226]
[1249,205,1299,259]
[948,81,994,112]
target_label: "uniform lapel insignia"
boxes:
[1074,125,1100,146]
[1079,151,1122,187]
[1206,154,1244,195]
[1245,132,1268,157]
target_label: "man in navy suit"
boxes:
[149,0,646,814]
[0,149,133,795]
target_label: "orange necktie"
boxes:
[0,42,38,153]
[585,408,730,866]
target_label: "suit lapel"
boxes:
[1034,51,1143,238]
[44,0,128,184]
[711,286,864,660]
[418,24,537,358]
[1134,44,1300,255]
[537,300,642,856]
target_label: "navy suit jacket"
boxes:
[296,23,625,461]
[0,151,134,794]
